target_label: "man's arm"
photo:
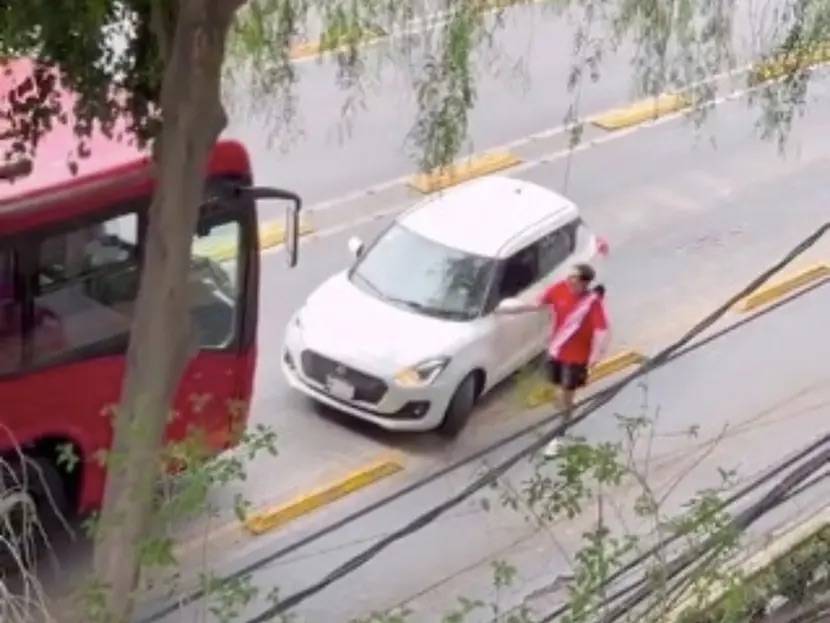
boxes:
[588,298,610,366]
[497,285,556,315]
[497,302,546,314]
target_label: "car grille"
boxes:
[301,350,388,404]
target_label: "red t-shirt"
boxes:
[539,281,608,364]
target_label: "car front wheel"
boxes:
[439,373,478,437]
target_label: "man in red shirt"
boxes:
[509,263,609,457]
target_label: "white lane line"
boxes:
[265,62,830,257]
[305,62,757,215]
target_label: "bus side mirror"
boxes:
[238,186,303,268]
[348,237,364,259]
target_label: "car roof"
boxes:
[399,176,579,258]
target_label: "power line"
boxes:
[600,446,830,623]
[240,223,830,622]
[537,431,830,622]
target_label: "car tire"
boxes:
[439,374,478,437]
[0,456,69,569]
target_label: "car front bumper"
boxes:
[281,341,453,433]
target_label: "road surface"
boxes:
[226,0,768,205]
[31,3,830,621]
[130,49,830,623]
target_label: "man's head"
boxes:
[568,263,596,294]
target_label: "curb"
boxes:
[734,264,830,312]
[244,458,404,536]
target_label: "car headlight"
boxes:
[394,357,450,388]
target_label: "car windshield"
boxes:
[350,224,495,320]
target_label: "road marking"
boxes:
[668,506,830,621]
[290,26,388,61]
[588,350,647,383]
[260,219,315,250]
[408,151,522,193]
[591,93,691,131]
[749,42,830,85]
[520,350,646,409]
[264,62,830,257]
[734,264,830,313]
[289,0,539,63]
[201,220,314,262]
[244,459,404,536]
[297,62,759,218]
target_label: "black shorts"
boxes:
[546,359,588,391]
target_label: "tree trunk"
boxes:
[90,0,245,620]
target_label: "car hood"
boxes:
[298,272,475,371]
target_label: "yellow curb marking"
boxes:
[520,350,647,409]
[588,350,647,384]
[196,220,314,262]
[290,26,388,61]
[591,93,691,131]
[289,0,534,61]
[408,151,522,194]
[259,219,315,250]
[669,507,830,620]
[244,459,404,536]
[735,264,830,313]
[749,42,830,85]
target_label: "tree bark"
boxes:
[90,0,245,620]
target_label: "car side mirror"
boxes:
[348,236,365,258]
[495,297,524,314]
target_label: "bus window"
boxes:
[0,250,22,374]
[32,212,140,365]
[190,220,241,350]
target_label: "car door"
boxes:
[530,221,580,347]
[484,242,544,383]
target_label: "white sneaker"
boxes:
[543,438,564,460]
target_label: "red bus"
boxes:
[0,65,299,525]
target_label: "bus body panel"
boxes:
[0,349,254,513]
[1,126,259,515]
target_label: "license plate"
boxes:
[326,376,355,401]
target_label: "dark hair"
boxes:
[573,263,596,283]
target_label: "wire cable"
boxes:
[537,431,830,622]
[240,223,830,622]
[538,436,830,622]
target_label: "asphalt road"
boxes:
[29,2,830,619]
[169,281,830,623]
[131,57,830,623]
[225,0,768,206]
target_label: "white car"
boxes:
[282,176,605,434]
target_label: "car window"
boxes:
[538,221,577,277]
[351,224,495,320]
[498,243,541,299]
[0,249,22,375]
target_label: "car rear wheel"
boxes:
[439,373,478,437]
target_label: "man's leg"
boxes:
[545,363,585,459]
